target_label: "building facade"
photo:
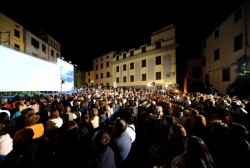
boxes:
[202,1,250,95]
[0,12,25,52]
[93,51,117,88]
[112,24,177,90]
[0,12,60,63]
[25,31,53,62]
[183,58,203,93]
[38,33,60,62]
[85,70,95,87]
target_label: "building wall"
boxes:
[93,51,116,87]
[0,13,25,52]
[0,12,59,63]
[85,70,95,87]
[184,58,203,93]
[112,24,177,89]
[202,2,249,95]
[25,31,51,61]
[39,34,60,62]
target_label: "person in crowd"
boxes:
[170,135,214,168]
[88,130,116,168]
[13,108,44,140]
[0,112,13,165]
[227,122,250,168]
[120,111,136,143]
[90,108,100,130]
[110,118,132,167]
[44,108,63,139]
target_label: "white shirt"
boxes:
[49,117,63,128]
[90,116,99,129]
[0,133,13,155]
[66,112,77,121]
[126,124,136,143]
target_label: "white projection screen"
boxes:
[0,45,62,92]
[57,58,74,92]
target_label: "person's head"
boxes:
[23,108,40,126]
[0,113,9,136]
[50,108,60,119]
[91,108,99,117]
[121,111,135,125]
[169,123,187,140]
[92,130,110,152]
[0,112,10,123]
[229,122,249,140]
[184,135,214,167]
[112,118,127,137]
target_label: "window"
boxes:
[123,64,126,71]
[130,51,134,56]
[234,33,243,51]
[101,73,103,79]
[156,41,161,49]
[235,8,242,23]
[116,66,119,72]
[96,65,98,70]
[31,38,39,48]
[14,44,20,50]
[51,50,54,57]
[42,44,46,53]
[155,56,161,65]
[215,29,219,39]
[96,74,98,79]
[142,74,146,81]
[14,29,20,38]
[156,72,161,80]
[88,72,90,76]
[130,75,134,82]
[123,53,126,59]
[214,48,220,61]
[88,79,90,83]
[123,76,127,83]
[116,77,119,83]
[192,66,201,78]
[106,72,110,78]
[142,46,146,53]
[106,61,109,67]
[130,62,134,69]
[222,68,230,82]
[101,63,103,69]
[142,59,146,67]
[116,55,119,61]
[101,58,103,61]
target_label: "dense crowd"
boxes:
[0,88,249,168]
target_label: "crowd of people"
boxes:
[0,87,249,168]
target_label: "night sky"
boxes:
[0,0,244,72]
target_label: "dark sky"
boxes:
[0,0,243,72]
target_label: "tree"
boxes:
[74,69,83,89]
[227,55,250,98]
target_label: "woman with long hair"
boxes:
[171,135,214,168]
